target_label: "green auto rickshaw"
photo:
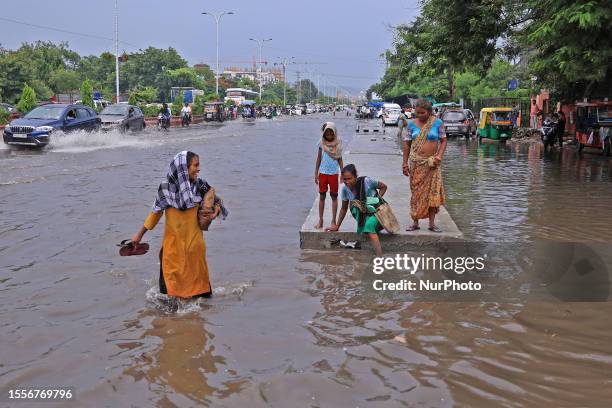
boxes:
[478,107,514,142]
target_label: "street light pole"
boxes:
[249,38,272,100]
[202,11,234,97]
[114,0,119,102]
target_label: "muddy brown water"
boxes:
[1,115,611,407]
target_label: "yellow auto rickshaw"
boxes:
[478,107,514,142]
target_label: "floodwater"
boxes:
[1,115,611,407]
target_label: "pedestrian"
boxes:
[397,106,409,139]
[315,122,344,229]
[512,102,520,127]
[131,151,226,299]
[402,99,447,232]
[556,110,566,148]
[326,164,388,256]
[530,99,538,128]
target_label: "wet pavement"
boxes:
[1,114,612,407]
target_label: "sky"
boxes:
[0,0,421,95]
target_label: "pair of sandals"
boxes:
[406,225,442,233]
[117,239,150,256]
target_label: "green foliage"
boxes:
[141,105,160,117]
[80,79,94,109]
[49,69,81,93]
[128,86,158,105]
[171,93,183,116]
[0,109,10,125]
[192,95,204,115]
[519,0,612,98]
[374,0,612,102]
[16,83,37,113]
[225,98,235,107]
[204,93,219,102]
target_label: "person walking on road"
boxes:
[315,122,344,229]
[326,164,388,256]
[530,99,539,129]
[131,151,225,299]
[402,99,447,232]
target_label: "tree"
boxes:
[171,92,183,116]
[192,95,204,115]
[80,79,94,109]
[128,86,158,105]
[49,69,81,93]
[519,0,612,99]
[16,83,37,113]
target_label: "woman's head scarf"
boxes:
[320,122,343,159]
[153,151,205,212]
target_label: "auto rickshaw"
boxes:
[204,102,226,122]
[575,101,611,155]
[478,107,514,142]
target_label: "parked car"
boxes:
[99,104,145,132]
[0,103,20,120]
[3,103,100,147]
[441,109,477,137]
[380,103,402,126]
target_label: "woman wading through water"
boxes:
[131,151,225,298]
[402,99,447,232]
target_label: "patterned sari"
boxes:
[408,116,445,220]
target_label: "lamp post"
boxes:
[114,0,119,102]
[249,38,272,100]
[202,11,234,97]
[275,57,294,106]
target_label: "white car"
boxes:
[381,103,402,125]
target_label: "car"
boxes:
[380,103,402,126]
[0,103,20,120]
[440,109,477,137]
[99,104,145,132]
[3,103,100,147]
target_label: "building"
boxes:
[222,66,283,85]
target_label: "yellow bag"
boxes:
[375,198,400,234]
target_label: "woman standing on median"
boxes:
[402,99,447,232]
[326,164,388,256]
[131,151,220,298]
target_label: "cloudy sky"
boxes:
[0,0,421,94]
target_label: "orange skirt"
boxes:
[409,159,445,220]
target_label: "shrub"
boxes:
[192,95,204,115]
[171,93,183,116]
[80,79,94,109]
[16,84,38,114]
[0,109,10,125]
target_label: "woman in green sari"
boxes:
[326,164,388,256]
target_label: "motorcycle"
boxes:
[541,117,558,150]
[181,112,191,127]
[157,114,170,131]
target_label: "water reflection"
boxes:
[123,310,247,406]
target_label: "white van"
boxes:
[381,102,402,126]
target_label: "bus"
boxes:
[225,88,259,105]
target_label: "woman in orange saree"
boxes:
[402,99,448,232]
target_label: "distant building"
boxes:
[222,66,283,85]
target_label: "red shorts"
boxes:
[319,173,339,195]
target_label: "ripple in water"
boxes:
[145,281,253,314]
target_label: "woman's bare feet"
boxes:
[315,220,323,229]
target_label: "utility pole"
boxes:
[249,37,272,100]
[202,11,234,97]
[114,0,119,102]
[275,57,294,106]
[296,71,301,105]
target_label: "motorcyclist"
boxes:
[158,103,171,128]
[180,103,192,126]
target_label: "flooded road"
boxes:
[1,115,612,407]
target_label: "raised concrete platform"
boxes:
[300,129,463,251]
